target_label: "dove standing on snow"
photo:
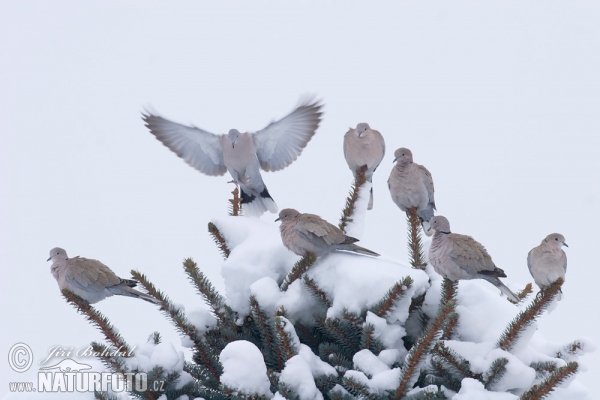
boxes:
[527,233,568,290]
[343,123,386,210]
[428,216,519,302]
[276,208,380,257]
[142,98,323,216]
[48,248,159,304]
[388,148,436,234]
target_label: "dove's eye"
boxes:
[555,238,558,241]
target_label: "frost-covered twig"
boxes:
[274,316,297,361]
[62,290,132,354]
[280,252,317,291]
[131,270,223,386]
[431,342,478,382]
[496,278,564,351]
[339,165,368,232]
[370,276,413,318]
[530,361,558,379]
[407,207,427,269]
[520,362,578,400]
[208,222,230,259]
[394,300,457,399]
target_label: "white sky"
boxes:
[1,1,599,397]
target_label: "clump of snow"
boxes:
[219,340,272,398]
[353,349,390,376]
[365,312,408,353]
[454,378,517,399]
[187,308,218,332]
[279,345,336,400]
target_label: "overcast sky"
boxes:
[2,1,599,397]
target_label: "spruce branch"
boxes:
[303,276,332,308]
[496,278,564,351]
[208,222,231,259]
[483,357,509,390]
[295,323,321,353]
[530,361,558,379]
[275,316,298,361]
[394,300,457,399]
[322,318,361,355]
[249,295,283,372]
[131,270,223,386]
[370,276,414,318]
[428,358,462,393]
[228,182,242,216]
[556,340,588,359]
[341,376,377,400]
[439,279,458,340]
[520,362,578,400]
[183,257,233,323]
[339,165,368,232]
[431,341,478,382]
[280,253,318,291]
[318,342,353,373]
[402,386,449,400]
[359,324,384,354]
[514,283,534,303]
[407,207,427,269]
[61,290,132,354]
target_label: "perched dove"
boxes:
[276,208,380,257]
[48,248,159,304]
[428,216,519,302]
[388,148,436,235]
[142,98,323,216]
[343,123,386,210]
[527,233,568,290]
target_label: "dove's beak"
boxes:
[275,217,280,222]
[47,256,52,261]
[562,242,569,248]
[393,157,398,163]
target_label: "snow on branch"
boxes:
[496,278,564,351]
[394,300,457,399]
[520,362,578,400]
[303,276,332,308]
[483,357,509,390]
[280,252,317,291]
[369,276,414,318]
[130,270,223,386]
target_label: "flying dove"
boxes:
[527,233,568,290]
[388,148,435,235]
[343,123,386,210]
[142,98,323,216]
[47,248,159,304]
[428,216,519,302]
[276,208,380,257]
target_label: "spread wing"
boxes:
[253,98,323,172]
[65,257,121,292]
[418,164,435,208]
[142,112,227,176]
[447,234,495,274]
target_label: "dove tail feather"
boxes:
[241,186,278,216]
[342,244,380,257]
[483,277,519,303]
[113,287,161,305]
[368,187,374,210]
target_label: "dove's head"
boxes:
[544,233,568,248]
[48,247,68,262]
[429,216,450,234]
[356,123,371,137]
[275,208,300,223]
[393,148,413,164]
[227,129,241,148]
